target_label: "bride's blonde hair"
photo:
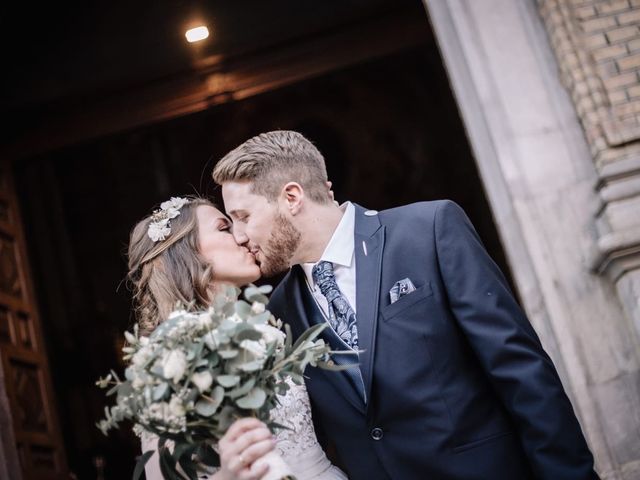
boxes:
[127,196,216,335]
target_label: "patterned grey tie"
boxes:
[312,261,358,350]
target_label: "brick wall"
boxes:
[539,0,640,167]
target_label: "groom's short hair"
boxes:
[212,130,330,204]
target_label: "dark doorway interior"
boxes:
[14,41,512,479]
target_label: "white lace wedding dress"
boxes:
[141,379,348,479]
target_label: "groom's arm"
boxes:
[433,200,597,480]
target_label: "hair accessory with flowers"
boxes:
[147,197,190,242]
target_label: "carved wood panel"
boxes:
[0,163,68,479]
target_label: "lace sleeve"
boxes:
[270,379,320,458]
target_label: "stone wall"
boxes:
[539,0,640,334]
[425,1,640,478]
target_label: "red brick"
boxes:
[606,25,639,43]
[584,32,609,49]
[617,52,640,70]
[603,71,638,88]
[576,5,598,18]
[593,44,629,62]
[608,89,629,103]
[596,0,632,15]
[616,8,640,25]
[627,84,640,97]
[581,16,618,32]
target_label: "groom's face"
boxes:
[222,181,301,277]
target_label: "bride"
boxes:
[126,196,348,480]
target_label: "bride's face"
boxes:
[196,205,261,287]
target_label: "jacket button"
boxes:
[371,427,384,440]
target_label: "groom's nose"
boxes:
[232,227,248,246]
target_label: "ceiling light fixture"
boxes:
[185,26,209,43]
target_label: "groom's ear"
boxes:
[282,182,304,215]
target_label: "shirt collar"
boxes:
[301,201,355,284]
[320,201,355,268]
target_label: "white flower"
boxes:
[147,197,190,242]
[203,331,218,351]
[254,324,286,347]
[197,312,213,330]
[162,350,188,383]
[132,376,146,390]
[131,345,154,368]
[168,309,188,320]
[240,339,267,359]
[169,395,186,417]
[191,371,213,392]
[251,302,266,314]
[148,221,171,242]
[161,197,189,212]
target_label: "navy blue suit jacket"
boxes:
[268,201,597,480]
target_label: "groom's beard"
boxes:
[258,213,301,277]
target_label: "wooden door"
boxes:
[0,163,68,479]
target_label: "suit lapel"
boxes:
[285,266,366,414]
[353,204,385,408]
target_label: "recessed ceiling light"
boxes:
[185,26,209,43]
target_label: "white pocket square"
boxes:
[389,278,416,303]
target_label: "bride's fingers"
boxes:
[224,418,266,443]
[239,438,277,466]
[232,427,274,456]
[242,460,269,480]
[221,427,273,473]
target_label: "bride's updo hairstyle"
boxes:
[127,196,216,335]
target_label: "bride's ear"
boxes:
[282,182,304,215]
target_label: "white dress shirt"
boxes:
[301,202,357,318]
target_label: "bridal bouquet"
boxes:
[97,284,339,480]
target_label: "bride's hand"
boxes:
[216,418,277,480]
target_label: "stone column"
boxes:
[423,1,640,479]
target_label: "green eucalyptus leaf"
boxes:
[152,383,169,401]
[248,311,270,325]
[236,388,266,409]
[133,450,155,480]
[206,352,220,367]
[184,387,200,404]
[217,405,236,432]
[291,323,327,353]
[158,441,180,480]
[234,328,263,342]
[226,378,256,399]
[238,359,264,372]
[195,384,224,417]
[243,286,260,301]
[234,300,252,319]
[216,375,240,387]
[196,444,220,467]
[177,450,199,480]
[285,323,293,351]
[218,348,239,359]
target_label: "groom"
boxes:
[213,131,598,479]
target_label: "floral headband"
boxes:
[147,197,190,242]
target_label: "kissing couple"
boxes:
[129,131,598,480]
